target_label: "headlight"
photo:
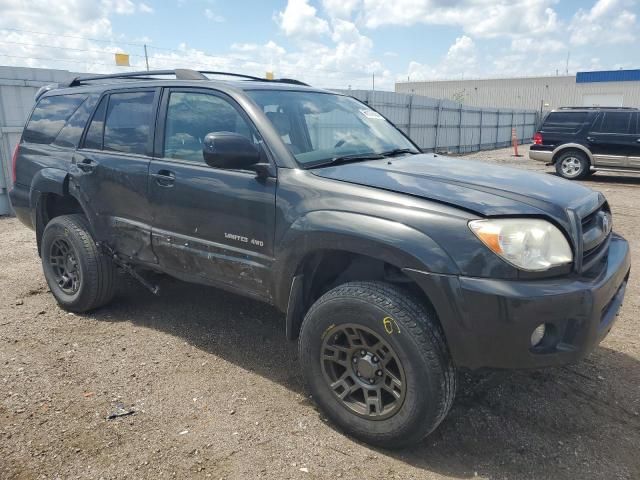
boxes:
[469,218,573,271]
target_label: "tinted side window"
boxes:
[23,94,86,144]
[52,95,99,148]
[104,91,155,155]
[163,92,253,163]
[594,112,632,134]
[543,111,588,130]
[83,96,107,150]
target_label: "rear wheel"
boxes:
[555,150,590,180]
[41,214,116,312]
[298,281,456,448]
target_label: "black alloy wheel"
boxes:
[321,323,406,420]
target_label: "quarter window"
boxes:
[103,91,155,155]
[53,95,99,148]
[163,92,253,163]
[23,94,86,144]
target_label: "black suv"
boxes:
[9,70,631,448]
[530,106,640,179]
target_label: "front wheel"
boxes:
[298,281,456,448]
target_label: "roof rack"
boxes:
[66,68,309,87]
[558,106,638,110]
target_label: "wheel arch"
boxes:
[275,211,459,340]
[30,168,91,255]
[552,144,593,165]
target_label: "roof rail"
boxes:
[558,106,638,110]
[66,68,310,88]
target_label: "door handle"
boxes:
[636,138,640,143]
[586,136,596,143]
[152,169,175,187]
[77,158,97,172]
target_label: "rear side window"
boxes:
[542,111,588,131]
[104,91,155,155]
[593,112,632,134]
[23,94,86,144]
[52,95,99,148]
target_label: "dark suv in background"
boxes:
[530,107,640,180]
[9,70,631,448]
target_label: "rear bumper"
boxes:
[406,234,631,369]
[529,148,553,163]
[8,183,33,229]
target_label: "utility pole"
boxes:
[565,51,570,75]
[372,72,375,92]
[144,44,150,71]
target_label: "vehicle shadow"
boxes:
[93,276,640,480]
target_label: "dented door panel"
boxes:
[148,159,277,299]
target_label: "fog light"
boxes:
[530,323,546,347]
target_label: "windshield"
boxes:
[246,90,418,166]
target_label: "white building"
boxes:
[396,70,640,111]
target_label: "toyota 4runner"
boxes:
[9,70,631,448]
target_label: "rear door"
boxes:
[587,111,633,167]
[74,88,159,263]
[148,87,276,299]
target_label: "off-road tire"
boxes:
[299,281,456,448]
[41,214,116,312]
[555,150,591,180]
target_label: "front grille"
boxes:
[580,204,611,271]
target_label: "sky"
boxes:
[0,0,638,90]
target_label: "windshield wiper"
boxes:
[304,152,386,169]
[378,148,418,157]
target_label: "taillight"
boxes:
[11,144,19,184]
[533,132,543,145]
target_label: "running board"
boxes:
[593,167,640,174]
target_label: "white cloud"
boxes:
[322,0,361,18]
[103,0,136,15]
[139,2,153,14]
[404,35,479,81]
[277,0,330,37]
[204,8,225,22]
[360,0,560,39]
[570,0,637,46]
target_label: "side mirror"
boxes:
[203,132,261,170]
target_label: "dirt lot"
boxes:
[1,145,639,480]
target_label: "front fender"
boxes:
[272,210,459,309]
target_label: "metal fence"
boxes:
[336,89,539,154]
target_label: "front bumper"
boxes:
[406,234,631,369]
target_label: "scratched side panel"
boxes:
[148,159,277,300]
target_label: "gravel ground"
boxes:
[1,145,639,480]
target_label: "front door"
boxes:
[587,111,633,168]
[148,88,276,300]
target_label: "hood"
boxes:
[312,153,602,225]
